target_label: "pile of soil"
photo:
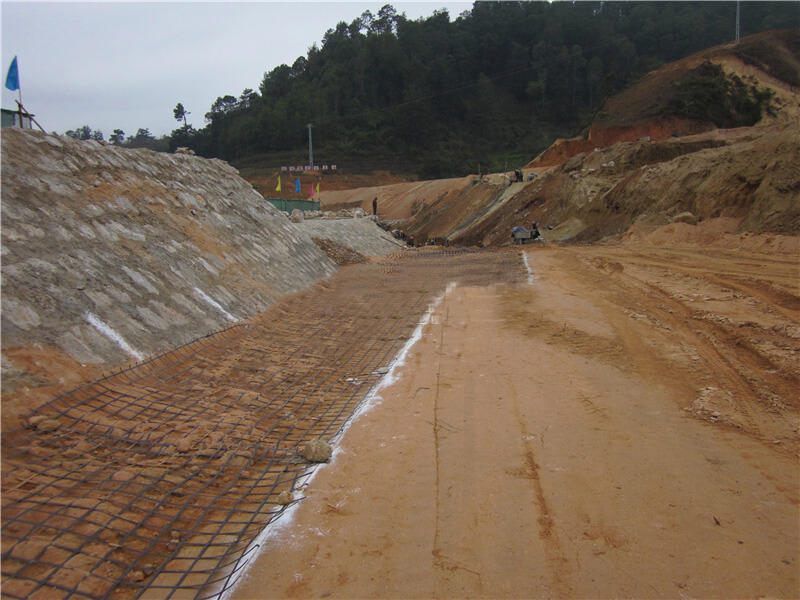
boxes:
[312,237,367,266]
[341,120,798,249]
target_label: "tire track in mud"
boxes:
[430,296,487,596]
[563,246,799,448]
[428,281,573,598]
[507,387,572,597]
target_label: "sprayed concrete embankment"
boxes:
[1,129,401,417]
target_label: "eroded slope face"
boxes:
[434,123,799,247]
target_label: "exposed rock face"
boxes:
[0,129,399,373]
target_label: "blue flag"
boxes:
[5,56,19,91]
[294,179,301,194]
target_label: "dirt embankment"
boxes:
[480,122,799,246]
[317,176,477,221]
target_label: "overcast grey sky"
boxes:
[1,1,473,138]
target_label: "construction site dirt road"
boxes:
[2,245,798,600]
[233,244,799,600]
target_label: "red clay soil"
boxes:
[231,243,798,600]
[2,240,797,600]
[526,117,703,168]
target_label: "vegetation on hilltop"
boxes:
[66,2,798,177]
[664,61,775,127]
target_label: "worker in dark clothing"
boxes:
[373,197,378,216]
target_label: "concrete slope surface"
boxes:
[1,129,402,428]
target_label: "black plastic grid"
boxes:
[1,248,525,600]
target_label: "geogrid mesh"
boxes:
[1,248,525,600]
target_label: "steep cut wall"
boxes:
[0,129,399,376]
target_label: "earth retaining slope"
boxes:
[1,129,400,407]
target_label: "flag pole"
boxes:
[17,81,23,129]
[5,56,40,130]
[16,56,22,105]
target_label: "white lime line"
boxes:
[194,286,237,322]
[332,280,458,440]
[522,250,536,285]
[85,313,144,361]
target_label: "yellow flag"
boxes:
[276,176,281,192]
[315,182,320,194]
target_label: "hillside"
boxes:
[529,28,800,165]
[315,29,799,249]
[317,123,798,248]
[170,2,798,179]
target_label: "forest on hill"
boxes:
[96,2,800,178]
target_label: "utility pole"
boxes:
[735,0,740,44]
[307,123,314,169]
